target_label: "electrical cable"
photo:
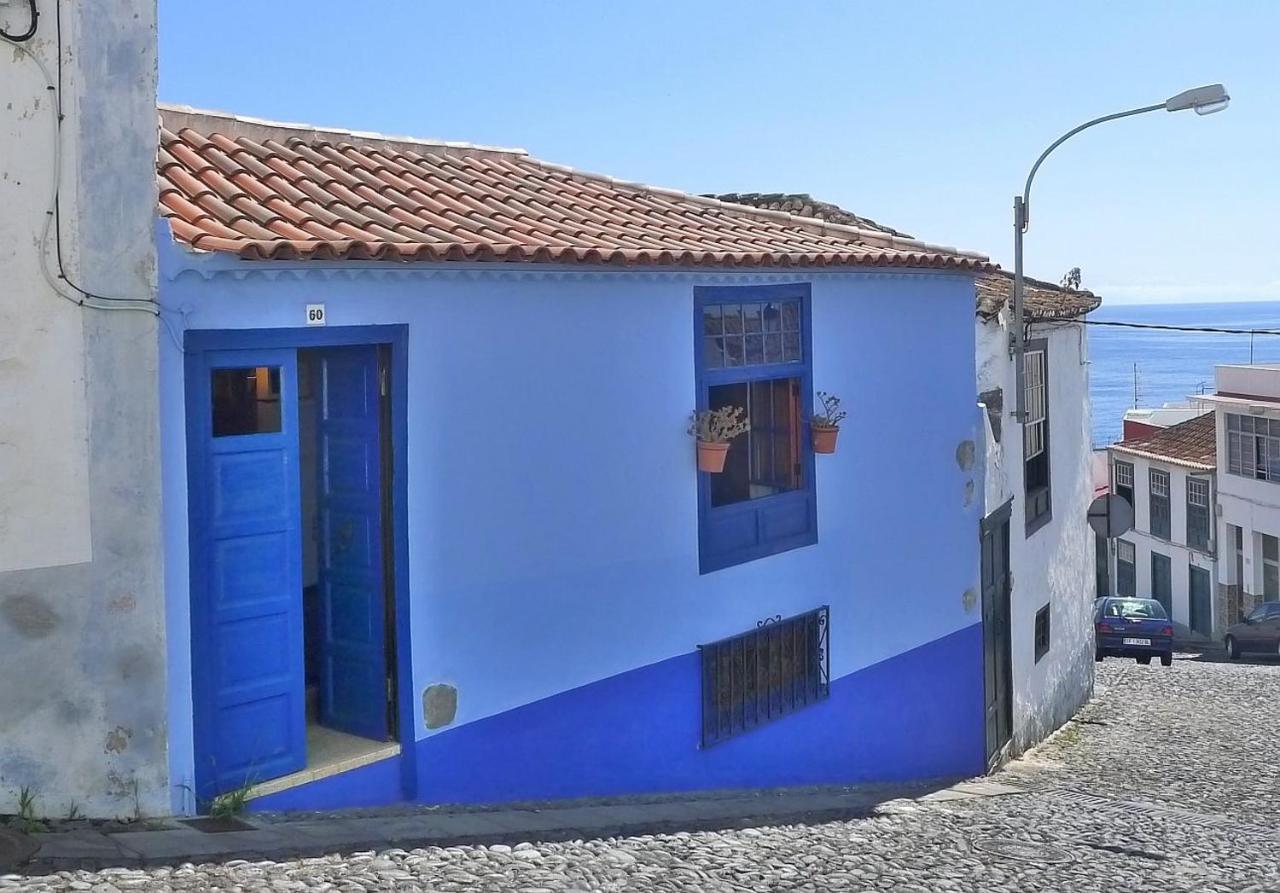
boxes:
[0,0,37,42]
[1079,319,1280,337]
[1037,318,1280,337]
[1,4,168,320]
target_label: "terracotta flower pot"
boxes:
[812,425,840,454]
[697,441,731,473]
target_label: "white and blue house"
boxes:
[155,105,995,814]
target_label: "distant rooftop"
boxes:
[709,192,1100,320]
[1112,412,1216,470]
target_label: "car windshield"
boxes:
[1105,599,1167,620]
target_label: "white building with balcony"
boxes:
[1200,364,1280,628]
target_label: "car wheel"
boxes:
[1161,652,1173,667]
[1137,655,1151,665]
[1226,635,1240,660]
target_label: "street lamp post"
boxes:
[1010,84,1230,423]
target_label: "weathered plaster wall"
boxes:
[977,314,1095,754]
[0,0,165,818]
[158,249,986,811]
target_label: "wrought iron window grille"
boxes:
[697,605,830,748]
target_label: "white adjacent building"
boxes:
[974,274,1099,757]
[1107,414,1218,639]
[0,0,166,816]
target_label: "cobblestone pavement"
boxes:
[6,654,1280,892]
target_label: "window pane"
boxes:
[783,333,801,362]
[745,334,764,365]
[1228,413,1240,431]
[723,304,743,335]
[211,366,282,437]
[1265,534,1279,562]
[708,377,803,508]
[704,336,724,369]
[762,302,783,332]
[781,301,799,332]
[742,303,763,333]
[764,333,783,363]
[724,335,744,367]
[703,304,723,336]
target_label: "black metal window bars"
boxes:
[698,605,830,748]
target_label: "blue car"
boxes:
[1094,597,1174,666]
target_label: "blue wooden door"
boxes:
[315,346,390,740]
[190,349,306,799]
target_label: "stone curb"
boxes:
[9,777,1027,875]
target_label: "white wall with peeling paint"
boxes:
[977,312,1096,755]
[0,0,165,819]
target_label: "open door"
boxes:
[190,349,306,799]
[981,501,1013,769]
[314,345,392,741]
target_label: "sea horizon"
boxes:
[1089,299,1280,447]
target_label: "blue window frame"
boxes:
[695,283,817,573]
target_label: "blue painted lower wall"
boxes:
[414,622,984,804]
[240,622,982,812]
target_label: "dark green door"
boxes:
[981,503,1013,768]
[1151,553,1172,618]
[1189,565,1212,638]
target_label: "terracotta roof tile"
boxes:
[711,192,1101,319]
[157,105,992,270]
[1112,412,1216,469]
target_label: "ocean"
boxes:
[1089,301,1280,448]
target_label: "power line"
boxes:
[1075,319,1280,337]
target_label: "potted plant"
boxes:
[811,391,846,454]
[689,406,750,473]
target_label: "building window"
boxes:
[695,285,816,573]
[1116,539,1136,597]
[1034,604,1051,662]
[698,606,830,747]
[1114,460,1134,508]
[1264,534,1280,600]
[1023,341,1052,534]
[1186,477,1211,552]
[1226,413,1280,482]
[1149,468,1171,540]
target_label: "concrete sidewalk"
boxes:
[13,778,1025,874]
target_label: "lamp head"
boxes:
[1165,84,1230,115]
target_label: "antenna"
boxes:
[1133,363,1140,408]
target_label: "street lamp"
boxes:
[1010,83,1230,422]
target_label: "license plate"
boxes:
[1123,637,1151,646]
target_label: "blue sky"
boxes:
[159,1,1278,304]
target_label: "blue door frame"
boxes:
[184,325,414,804]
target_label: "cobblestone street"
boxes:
[7,655,1280,892]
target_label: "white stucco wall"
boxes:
[977,312,1094,754]
[0,0,164,818]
